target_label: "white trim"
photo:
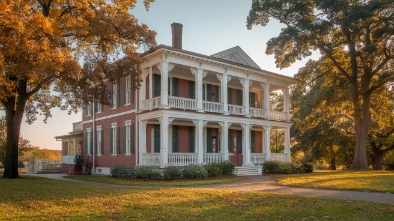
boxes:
[83,109,137,124]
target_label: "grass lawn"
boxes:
[271,170,394,193]
[0,176,393,220]
[65,175,245,186]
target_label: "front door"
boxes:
[229,130,243,166]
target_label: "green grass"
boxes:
[0,176,393,220]
[271,170,394,193]
[65,175,245,186]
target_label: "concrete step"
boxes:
[233,166,262,176]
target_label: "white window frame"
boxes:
[86,128,92,155]
[112,123,118,155]
[125,76,133,105]
[96,126,102,156]
[125,121,131,155]
[87,102,92,116]
[112,82,118,109]
[97,102,102,113]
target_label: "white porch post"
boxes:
[282,87,290,121]
[219,122,231,161]
[148,66,153,99]
[138,120,147,165]
[217,73,231,115]
[193,119,207,164]
[263,126,271,161]
[261,82,270,119]
[240,78,251,117]
[157,60,174,108]
[284,127,291,162]
[139,69,148,110]
[159,116,174,168]
[242,124,251,166]
[191,67,207,112]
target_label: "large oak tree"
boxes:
[0,0,156,178]
[247,0,394,169]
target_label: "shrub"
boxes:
[163,166,183,180]
[220,161,236,175]
[263,161,294,174]
[111,167,134,178]
[183,165,208,179]
[385,163,394,170]
[204,163,223,177]
[302,163,314,173]
[134,166,162,180]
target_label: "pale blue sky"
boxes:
[19,0,310,150]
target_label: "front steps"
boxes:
[233,166,262,176]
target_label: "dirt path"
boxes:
[28,173,394,204]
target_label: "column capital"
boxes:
[218,121,232,129]
[249,80,253,87]
[216,74,223,82]
[262,125,272,131]
[227,75,232,83]
[241,123,250,130]
[239,78,245,85]
[190,67,208,78]
[140,120,148,127]
[156,61,175,74]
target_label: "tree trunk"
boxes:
[372,151,383,170]
[330,158,336,170]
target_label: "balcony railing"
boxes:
[73,121,83,132]
[168,153,197,166]
[270,153,289,162]
[250,153,266,166]
[228,104,245,115]
[270,110,288,121]
[141,153,160,166]
[203,153,226,164]
[249,108,265,118]
[169,96,197,111]
[141,97,161,110]
[203,101,223,113]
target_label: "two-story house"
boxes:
[56,23,296,175]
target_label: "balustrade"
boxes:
[141,153,160,166]
[168,96,197,110]
[270,153,288,162]
[203,101,223,113]
[141,97,161,110]
[228,104,245,115]
[250,153,266,165]
[203,153,225,164]
[168,153,197,166]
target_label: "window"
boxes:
[123,122,134,155]
[124,76,133,105]
[110,123,119,155]
[85,128,92,155]
[96,126,103,155]
[96,103,103,113]
[111,81,118,108]
[86,102,92,116]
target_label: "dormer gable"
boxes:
[211,46,260,69]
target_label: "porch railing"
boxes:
[169,96,197,111]
[203,153,225,164]
[141,153,160,166]
[250,153,266,166]
[228,104,245,115]
[73,121,83,132]
[270,110,288,121]
[203,101,223,113]
[168,153,197,166]
[141,97,161,110]
[249,108,264,118]
[270,153,288,162]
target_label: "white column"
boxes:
[159,116,174,168]
[219,122,231,161]
[242,124,251,166]
[261,82,270,119]
[138,120,147,165]
[157,61,174,108]
[240,78,251,117]
[263,126,271,161]
[193,119,207,164]
[148,66,153,99]
[139,69,148,110]
[217,73,231,115]
[282,87,290,121]
[284,127,291,162]
[191,67,207,112]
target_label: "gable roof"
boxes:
[211,46,260,69]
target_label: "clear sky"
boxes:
[18,0,310,150]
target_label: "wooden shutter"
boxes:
[122,78,126,105]
[207,84,212,101]
[237,130,243,154]
[172,78,178,96]
[117,126,120,154]
[154,125,160,153]
[101,129,104,155]
[189,81,195,99]
[215,85,219,102]
[110,128,113,154]
[188,126,195,152]
[251,130,256,153]
[206,128,212,153]
[237,89,243,106]
[89,132,93,155]
[129,80,133,103]
[172,125,179,153]
[122,125,126,154]
[228,88,232,104]
[130,124,134,154]
[109,82,113,108]
[228,129,233,153]
[84,132,87,155]
[249,92,256,108]
[153,74,161,97]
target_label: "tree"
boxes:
[248,0,394,169]
[0,0,156,178]
[0,117,33,166]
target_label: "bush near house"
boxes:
[110,161,235,180]
[262,161,313,174]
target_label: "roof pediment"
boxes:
[211,46,260,69]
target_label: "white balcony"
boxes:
[141,97,161,110]
[249,108,265,118]
[168,153,197,166]
[203,101,223,113]
[270,110,288,121]
[169,96,197,111]
[228,104,245,115]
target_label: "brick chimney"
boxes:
[171,23,183,49]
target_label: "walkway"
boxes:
[28,173,394,204]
